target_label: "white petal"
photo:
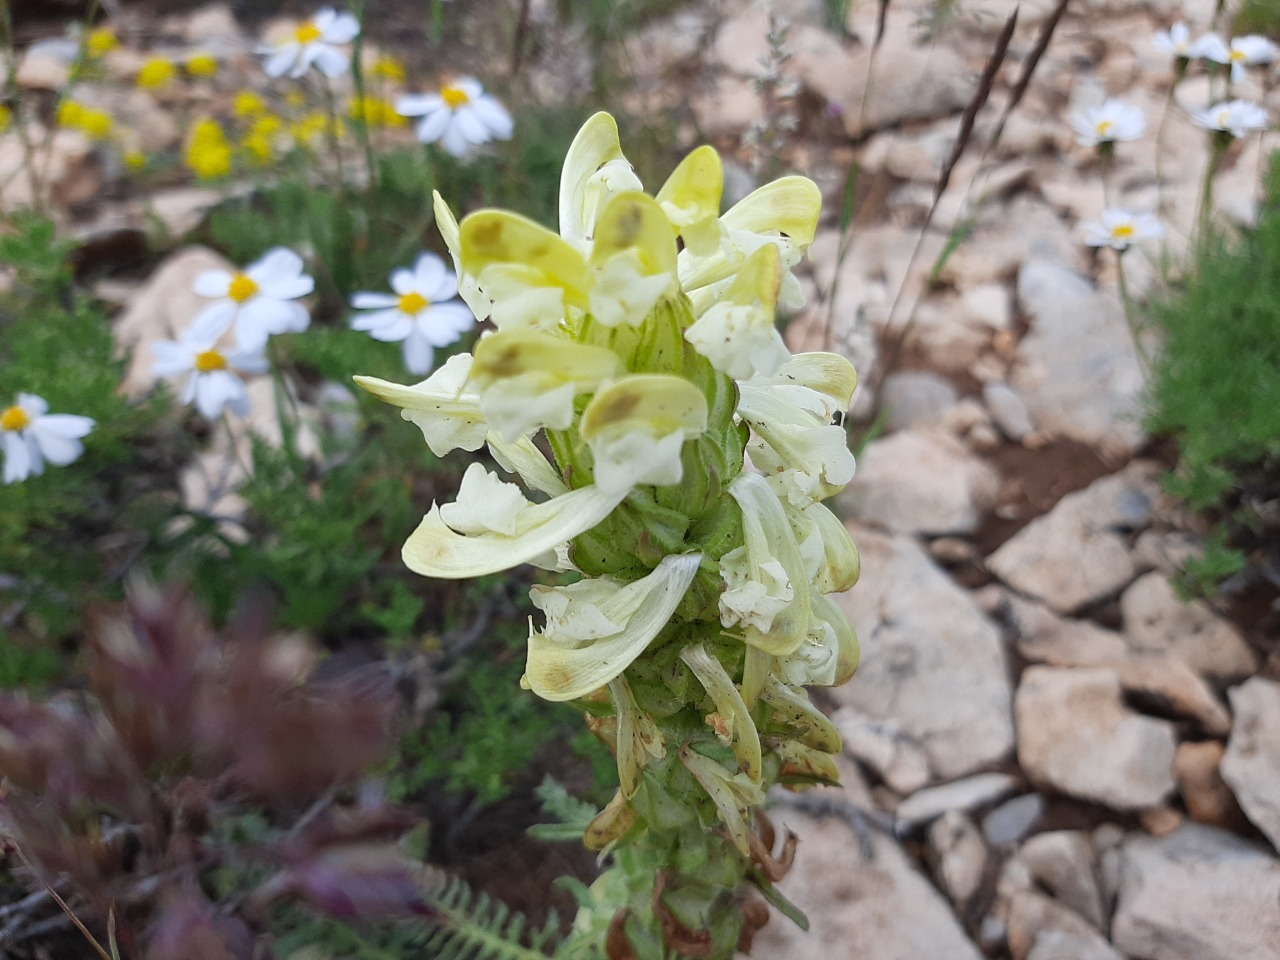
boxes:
[323,12,360,43]
[456,77,484,99]
[414,108,451,144]
[412,253,447,295]
[420,303,475,344]
[31,418,90,466]
[2,431,31,484]
[389,268,418,296]
[263,46,298,77]
[440,120,472,158]
[258,271,314,301]
[187,301,237,344]
[313,45,350,78]
[402,330,435,375]
[226,348,271,374]
[193,269,233,297]
[153,340,195,376]
[248,247,305,285]
[237,298,298,342]
[351,292,399,310]
[453,106,491,145]
[471,96,514,139]
[352,307,407,334]
[17,394,48,417]
[368,314,415,342]
[196,371,238,418]
[397,94,444,118]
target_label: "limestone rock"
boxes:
[750,813,984,960]
[842,427,999,536]
[879,371,959,433]
[983,792,1045,846]
[789,20,977,136]
[983,382,1035,441]
[832,708,931,795]
[927,811,988,907]
[1121,572,1258,681]
[831,527,1014,781]
[15,39,77,90]
[1025,930,1124,960]
[1011,260,1146,456]
[1113,824,1280,960]
[1175,741,1246,829]
[986,461,1160,613]
[896,772,1019,826]
[1006,891,1113,960]
[1221,678,1280,852]
[0,128,101,213]
[1017,831,1105,928]
[1015,666,1177,810]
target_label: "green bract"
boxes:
[360,111,862,960]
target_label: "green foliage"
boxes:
[393,640,565,806]
[1234,0,1280,35]
[528,776,599,843]
[0,215,175,673]
[416,873,564,960]
[1146,189,1280,511]
[1177,528,1247,599]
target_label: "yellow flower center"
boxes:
[194,350,228,372]
[1111,223,1135,240]
[187,54,219,77]
[441,84,471,109]
[1096,119,1114,138]
[0,405,31,432]
[1231,48,1247,61]
[399,292,430,314]
[227,273,259,303]
[1217,110,1231,127]
[295,21,323,44]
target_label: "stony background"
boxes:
[4,0,1279,957]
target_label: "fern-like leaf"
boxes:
[413,872,562,960]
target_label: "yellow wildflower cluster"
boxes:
[186,53,220,78]
[57,101,114,141]
[367,53,406,83]
[291,110,345,146]
[84,26,118,58]
[185,118,233,179]
[137,57,178,90]
[242,113,284,164]
[233,90,269,119]
[347,95,405,128]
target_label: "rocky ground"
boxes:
[4,0,1280,958]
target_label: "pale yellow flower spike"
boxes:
[460,209,592,300]
[655,144,724,256]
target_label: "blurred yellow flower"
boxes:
[347,95,405,128]
[85,26,119,58]
[186,53,219,78]
[59,101,114,141]
[291,110,344,145]
[123,149,148,172]
[233,90,268,118]
[186,118,233,178]
[137,57,178,90]
[241,113,283,164]
[368,54,406,83]
[285,90,307,110]
[0,105,11,134]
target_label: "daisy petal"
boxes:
[402,329,435,375]
[2,431,31,484]
[194,269,233,297]
[471,96,514,139]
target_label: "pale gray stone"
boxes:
[880,372,960,433]
[842,428,1000,536]
[751,813,984,960]
[983,793,1045,846]
[983,382,1036,441]
[1222,678,1280,852]
[1015,666,1176,811]
[1011,260,1146,456]
[927,811,988,906]
[1113,824,1280,960]
[896,772,1020,826]
[1026,931,1124,960]
[1006,891,1114,960]
[1121,572,1258,681]
[1018,831,1105,928]
[831,708,931,796]
[832,527,1015,782]
[987,461,1160,613]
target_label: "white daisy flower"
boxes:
[350,253,476,375]
[1194,33,1279,83]
[396,78,514,157]
[1082,209,1164,251]
[1153,22,1193,58]
[262,7,360,79]
[0,394,94,484]
[1071,98,1147,147]
[1192,99,1270,137]
[189,248,314,351]
[153,335,270,419]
